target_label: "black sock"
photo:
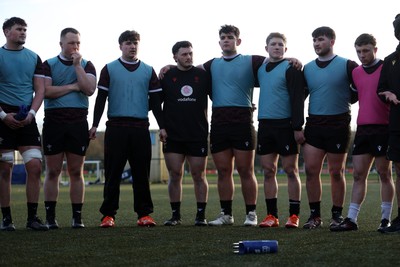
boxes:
[72,203,83,219]
[196,202,206,219]
[289,199,300,216]
[246,204,256,215]
[170,202,181,219]
[309,202,321,218]
[266,198,278,218]
[27,202,38,220]
[44,201,57,220]
[331,205,343,219]
[220,200,232,216]
[1,207,12,220]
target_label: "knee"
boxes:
[378,172,393,184]
[329,168,344,181]
[169,170,183,180]
[217,167,233,179]
[46,168,61,180]
[305,168,318,181]
[26,161,42,176]
[352,171,364,183]
[65,167,83,181]
[191,171,205,182]
[376,168,391,181]
[263,167,276,180]
[0,166,12,182]
[284,165,298,179]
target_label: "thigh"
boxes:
[326,152,347,170]
[164,152,185,174]
[303,143,326,171]
[186,155,207,174]
[259,153,279,171]
[352,154,374,177]
[233,149,255,172]
[212,149,234,174]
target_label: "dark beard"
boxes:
[16,40,25,45]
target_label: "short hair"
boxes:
[394,13,400,39]
[60,27,80,39]
[172,41,192,55]
[354,33,376,47]
[3,17,27,31]
[312,26,336,40]
[266,32,287,46]
[219,24,240,38]
[118,30,140,45]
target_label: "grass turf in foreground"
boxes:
[1,179,400,267]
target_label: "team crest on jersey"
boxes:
[181,85,193,96]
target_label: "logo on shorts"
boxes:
[181,85,193,96]
[378,145,382,151]
[285,145,289,151]
[336,144,341,149]
[47,144,52,152]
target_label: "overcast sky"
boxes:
[1,0,398,131]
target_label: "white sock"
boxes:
[381,202,393,221]
[347,203,361,223]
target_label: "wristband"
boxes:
[29,109,36,117]
[0,110,7,120]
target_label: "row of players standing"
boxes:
[1,15,400,233]
[156,21,400,233]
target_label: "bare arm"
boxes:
[20,75,45,126]
[72,53,96,96]
[379,91,400,105]
[45,53,96,98]
[44,78,80,98]
[158,64,176,79]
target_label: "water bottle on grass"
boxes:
[233,240,278,254]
